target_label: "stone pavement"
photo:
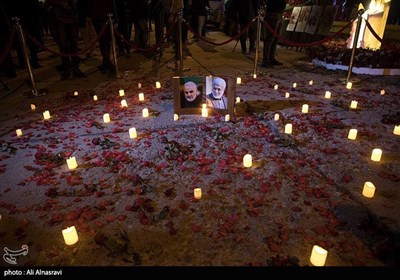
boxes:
[0,30,399,268]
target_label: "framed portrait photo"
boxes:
[173,76,205,115]
[173,76,235,116]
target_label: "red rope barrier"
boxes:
[0,28,16,65]
[364,19,400,52]
[186,18,256,46]
[23,24,108,57]
[263,20,353,48]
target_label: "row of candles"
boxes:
[61,218,329,266]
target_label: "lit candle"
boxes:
[274,84,278,90]
[174,113,179,121]
[138,83,142,89]
[324,91,331,99]
[66,156,78,170]
[348,129,358,140]
[253,74,257,79]
[236,97,241,103]
[62,226,79,245]
[371,148,382,162]
[142,108,149,118]
[30,104,36,110]
[362,181,376,198]
[43,110,50,120]
[243,154,252,168]
[236,77,241,84]
[285,92,290,98]
[129,127,137,139]
[202,103,207,109]
[380,89,385,96]
[309,80,314,86]
[284,123,292,134]
[292,82,297,88]
[93,95,98,101]
[274,113,279,121]
[103,113,110,123]
[156,81,161,89]
[301,104,309,113]
[310,245,328,266]
[73,91,78,96]
[16,129,23,137]
[119,89,125,97]
[350,100,358,109]
[121,99,128,107]
[346,82,352,89]
[138,93,144,101]
[393,125,400,135]
[202,108,208,117]
[225,114,230,122]
[194,188,202,200]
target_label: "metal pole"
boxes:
[346,9,365,83]
[178,9,184,73]
[253,10,262,78]
[108,14,120,78]
[14,18,41,96]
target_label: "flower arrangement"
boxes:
[306,38,400,69]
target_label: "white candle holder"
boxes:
[346,82,352,89]
[236,77,241,84]
[142,108,149,118]
[348,129,358,140]
[201,108,208,117]
[350,100,358,109]
[274,84,278,90]
[284,123,292,134]
[30,104,36,110]
[138,93,144,101]
[393,125,400,136]
[119,89,125,97]
[129,127,137,139]
[174,114,179,121]
[93,95,98,101]
[66,156,78,170]
[243,154,252,168]
[43,111,51,120]
[62,226,79,245]
[194,188,202,200]
[103,113,110,123]
[225,114,230,122]
[324,91,331,99]
[301,104,309,113]
[362,181,376,198]
[156,81,161,89]
[285,92,290,98]
[274,113,279,121]
[371,148,382,162]
[310,245,328,266]
[16,129,23,137]
[309,80,314,86]
[121,99,128,108]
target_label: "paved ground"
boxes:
[0,30,399,272]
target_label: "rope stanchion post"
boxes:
[177,9,190,74]
[253,7,264,78]
[14,17,48,97]
[108,14,120,79]
[346,9,365,83]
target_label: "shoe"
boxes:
[271,59,283,66]
[260,62,273,68]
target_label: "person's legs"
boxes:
[261,13,279,67]
[269,16,283,65]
